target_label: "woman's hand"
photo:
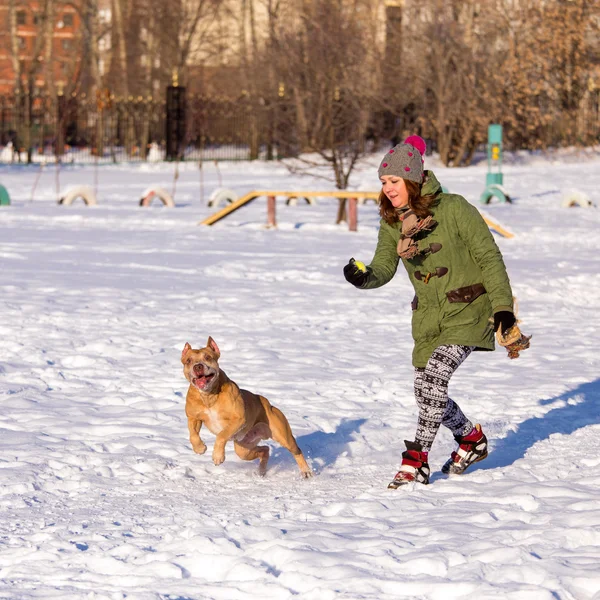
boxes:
[344,258,372,288]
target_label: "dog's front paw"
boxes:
[212,451,225,466]
[192,441,207,455]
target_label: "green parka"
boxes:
[364,170,514,367]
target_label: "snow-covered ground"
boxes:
[1,148,600,600]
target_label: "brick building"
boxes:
[0,1,81,94]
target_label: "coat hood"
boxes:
[421,170,443,197]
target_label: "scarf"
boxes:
[396,208,437,259]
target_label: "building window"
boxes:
[18,37,27,49]
[63,13,74,27]
[17,11,27,25]
[61,39,73,50]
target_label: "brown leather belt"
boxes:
[446,283,486,303]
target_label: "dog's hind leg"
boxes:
[234,441,270,476]
[267,406,313,478]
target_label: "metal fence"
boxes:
[0,86,598,165]
[0,87,281,164]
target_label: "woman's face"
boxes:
[380,175,409,208]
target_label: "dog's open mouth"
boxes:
[191,363,216,390]
[192,374,215,389]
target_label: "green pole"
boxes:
[480,124,510,204]
[486,124,503,186]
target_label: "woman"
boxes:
[343,135,529,488]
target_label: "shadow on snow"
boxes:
[269,418,367,473]
[480,378,600,471]
[270,378,600,477]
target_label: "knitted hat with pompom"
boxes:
[378,135,427,183]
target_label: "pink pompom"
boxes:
[404,167,411,172]
[404,135,426,156]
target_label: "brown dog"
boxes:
[181,337,313,478]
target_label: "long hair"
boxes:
[379,178,439,225]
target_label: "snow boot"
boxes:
[388,440,430,489]
[442,423,488,475]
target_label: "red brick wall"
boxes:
[0,1,81,93]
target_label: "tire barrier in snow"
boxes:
[286,195,317,206]
[0,184,10,206]
[58,186,97,206]
[139,187,175,207]
[208,187,238,208]
[479,183,511,204]
[561,190,594,208]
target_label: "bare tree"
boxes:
[398,0,600,163]
[150,0,224,85]
[8,0,55,95]
[110,0,129,96]
[79,1,104,100]
[8,0,59,162]
[271,0,382,195]
[398,0,496,165]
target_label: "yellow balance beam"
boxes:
[200,190,515,238]
[200,191,261,226]
[199,191,379,226]
[480,214,515,239]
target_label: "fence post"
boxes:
[165,71,186,161]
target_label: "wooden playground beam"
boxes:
[199,190,378,230]
[199,190,514,238]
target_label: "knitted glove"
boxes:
[496,322,532,359]
[493,311,516,335]
[343,258,372,288]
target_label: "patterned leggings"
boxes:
[414,344,475,452]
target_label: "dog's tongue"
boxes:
[194,375,212,389]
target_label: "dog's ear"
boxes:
[181,342,192,363]
[207,336,221,359]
